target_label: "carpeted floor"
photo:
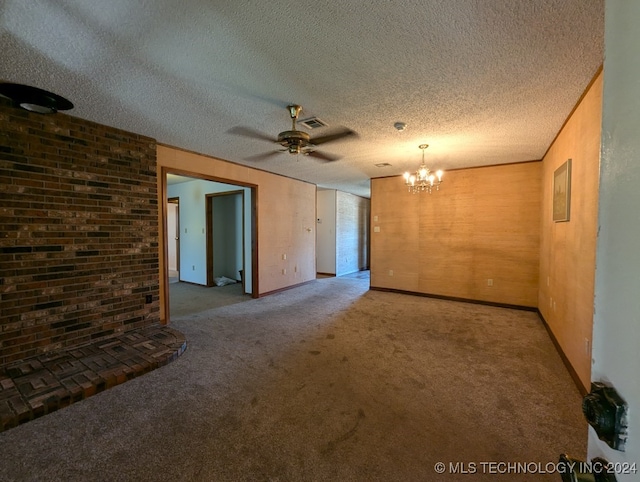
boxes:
[169,280,249,317]
[0,275,587,481]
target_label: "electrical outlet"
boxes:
[389,270,393,276]
[374,215,378,222]
[487,279,493,287]
[374,226,380,233]
[282,254,287,260]
[282,268,286,275]
[192,265,195,271]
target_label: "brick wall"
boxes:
[0,100,159,366]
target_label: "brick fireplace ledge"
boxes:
[0,324,187,433]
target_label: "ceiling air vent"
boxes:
[299,117,327,129]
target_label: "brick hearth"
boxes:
[0,324,186,432]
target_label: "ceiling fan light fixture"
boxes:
[0,82,73,114]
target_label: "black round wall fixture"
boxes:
[0,82,73,114]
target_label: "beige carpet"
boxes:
[0,275,586,481]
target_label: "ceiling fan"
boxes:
[228,105,356,162]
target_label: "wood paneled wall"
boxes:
[539,71,602,390]
[371,162,541,307]
[157,145,316,322]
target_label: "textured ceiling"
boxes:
[1,0,604,198]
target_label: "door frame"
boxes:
[205,190,245,288]
[160,167,259,325]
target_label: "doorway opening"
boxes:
[162,170,258,321]
[206,190,245,289]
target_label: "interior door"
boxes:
[167,198,180,280]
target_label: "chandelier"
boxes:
[403,144,443,194]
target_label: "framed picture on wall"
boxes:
[553,159,572,222]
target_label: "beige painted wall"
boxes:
[157,145,316,322]
[539,71,602,390]
[371,162,541,307]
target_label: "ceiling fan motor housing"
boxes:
[278,130,311,154]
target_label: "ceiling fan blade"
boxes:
[245,150,283,162]
[228,126,275,143]
[306,150,340,162]
[310,128,356,145]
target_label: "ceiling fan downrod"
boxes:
[288,104,303,130]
